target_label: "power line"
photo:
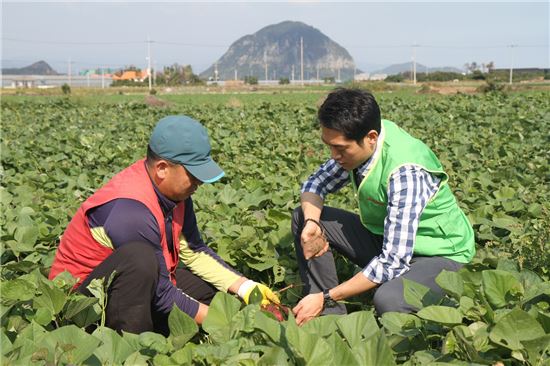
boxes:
[3,37,546,49]
[2,37,227,48]
[155,41,227,48]
[2,37,144,45]
[1,59,136,68]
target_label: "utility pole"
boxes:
[291,65,295,81]
[214,62,218,82]
[316,64,320,81]
[234,69,237,81]
[101,67,105,89]
[337,67,341,82]
[264,50,268,81]
[68,58,72,87]
[509,44,516,85]
[300,37,304,86]
[412,43,418,85]
[147,36,152,91]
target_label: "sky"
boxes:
[2,1,549,75]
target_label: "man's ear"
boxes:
[365,129,379,145]
[153,160,171,180]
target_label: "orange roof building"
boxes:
[112,69,150,82]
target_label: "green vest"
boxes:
[351,120,475,263]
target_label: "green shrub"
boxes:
[244,76,258,85]
[61,83,71,95]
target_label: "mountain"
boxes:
[200,21,357,81]
[2,60,59,75]
[372,62,462,75]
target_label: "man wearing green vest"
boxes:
[292,88,475,325]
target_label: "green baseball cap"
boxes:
[149,115,225,183]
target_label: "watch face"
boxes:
[323,290,337,308]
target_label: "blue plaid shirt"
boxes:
[301,144,441,284]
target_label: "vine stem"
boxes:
[276,283,303,294]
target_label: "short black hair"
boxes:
[146,145,161,165]
[146,145,176,167]
[318,88,381,144]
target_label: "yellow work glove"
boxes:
[238,280,280,306]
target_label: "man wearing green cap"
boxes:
[49,115,279,335]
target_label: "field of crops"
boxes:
[1,90,549,365]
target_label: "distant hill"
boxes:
[2,60,59,75]
[372,62,462,75]
[200,21,358,81]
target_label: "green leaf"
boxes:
[301,314,340,338]
[153,354,175,366]
[417,306,463,325]
[523,281,550,306]
[522,334,550,366]
[380,312,422,337]
[285,318,334,364]
[50,270,79,290]
[232,304,260,333]
[491,214,520,231]
[124,351,150,366]
[482,270,524,309]
[86,278,107,303]
[121,331,142,351]
[63,296,98,319]
[336,310,379,347]
[353,330,397,366]
[202,292,242,342]
[168,305,198,348]
[33,281,67,315]
[1,279,36,302]
[254,308,281,342]
[69,302,102,328]
[257,346,290,366]
[1,331,13,356]
[170,344,195,365]
[403,278,443,310]
[49,325,101,365]
[248,286,263,305]
[218,185,239,205]
[408,350,440,365]
[326,333,360,366]
[435,270,464,300]
[14,225,39,249]
[33,307,53,326]
[93,326,136,364]
[139,331,171,354]
[489,308,546,351]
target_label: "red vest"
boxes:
[49,159,185,286]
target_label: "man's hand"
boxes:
[301,219,329,259]
[292,292,324,326]
[238,280,280,306]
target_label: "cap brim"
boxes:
[184,159,225,183]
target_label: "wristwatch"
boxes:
[322,289,337,308]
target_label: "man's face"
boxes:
[160,163,202,202]
[321,126,378,171]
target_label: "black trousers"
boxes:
[77,241,217,335]
[292,206,463,315]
